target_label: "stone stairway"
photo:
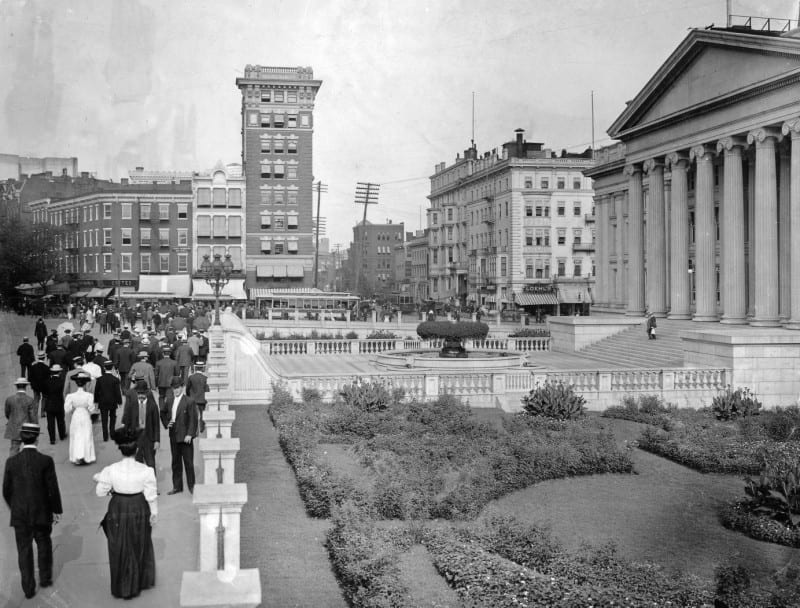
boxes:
[576,319,687,368]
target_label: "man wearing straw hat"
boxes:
[5,377,37,456]
[3,422,62,599]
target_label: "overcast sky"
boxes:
[0,0,795,245]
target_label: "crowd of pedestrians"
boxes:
[3,306,210,601]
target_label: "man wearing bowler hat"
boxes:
[160,375,198,494]
[5,378,37,456]
[3,422,62,599]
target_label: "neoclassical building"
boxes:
[587,25,800,327]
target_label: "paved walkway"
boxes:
[234,406,346,607]
[0,314,198,607]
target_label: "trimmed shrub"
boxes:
[345,330,359,339]
[508,328,550,338]
[340,379,396,413]
[712,386,762,420]
[365,329,398,340]
[521,381,585,420]
[720,501,800,547]
[763,406,800,442]
[415,321,489,341]
[301,387,322,403]
[603,394,674,428]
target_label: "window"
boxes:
[557,229,566,245]
[274,216,285,230]
[573,203,581,216]
[158,228,169,245]
[229,189,242,207]
[197,188,211,206]
[229,246,242,270]
[287,141,297,154]
[261,90,271,102]
[501,257,507,277]
[140,203,151,220]
[535,206,542,217]
[140,228,151,247]
[274,162,285,178]
[248,112,259,127]
[103,253,112,272]
[260,238,272,253]
[197,216,211,237]
[273,242,284,255]
[288,115,297,128]
[557,178,565,190]
[140,253,151,273]
[525,206,533,217]
[260,163,271,179]
[287,191,297,205]
[301,114,309,127]
[213,188,226,207]
[260,189,271,205]
[573,230,582,244]
[260,213,271,229]
[177,253,188,273]
[287,214,298,229]
[287,240,298,254]
[159,203,169,220]
[544,205,550,217]
[526,260,534,279]
[274,91,284,103]
[557,260,566,276]
[178,203,188,219]
[260,114,271,128]
[228,216,241,237]
[103,228,112,246]
[177,229,188,246]
[524,177,533,189]
[213,216,227,237]
[103,203,112,219]
[525,232,533,246]
[274,114,285,128]
[541,178,549,189]
[121,203,131,220]
[122,228,132,245]
[446,208,453,221]
[446,226,453,240]
[121,253,132,272]
[574,262,582,277]
[159,253,169,273]
[557,204,565,217]
[573,178,581,189]
[287,166,297,180]
[197,245,211,262]
[274,190,285,205]
[261,139,271,153]
[287,92,297,103]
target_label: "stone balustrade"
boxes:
[199,437,240,484]
[259,336,551,356]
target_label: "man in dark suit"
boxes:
[122,380,160,471]
[5,377,37,456]
[113,338,136,391]
[155,345,178,406]
[160,376,198,494]
[16,337,35,379]
[43,366,67,445]
[3,423,62,599]
[94,360,122,442]
[27,353,51,419]
[185,361,209,434]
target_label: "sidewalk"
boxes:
[0,314,198,607]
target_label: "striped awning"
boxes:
[514,291,559,306]
[86,287,114,299]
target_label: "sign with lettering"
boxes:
[523,284,556,294]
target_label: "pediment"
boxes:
[609,29,800,138]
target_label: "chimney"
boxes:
[515,128,525,145]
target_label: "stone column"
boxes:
[747,152,756,318]
[615,195,625,306]
[194,484,248,572]
[664,174,672,312]
[595,195,606,305]
[689,145,717,321]
[716,137,747,324]
[643,159,667,316]
[782,119,800,329]
[624,164,645,315]
[666,153,691,319]
[747,128,782,326]
[779,143,791,322]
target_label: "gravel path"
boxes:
[233,405,347,608]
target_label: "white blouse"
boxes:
[94,457,158,515]
[64,389,96,415]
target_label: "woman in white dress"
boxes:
[63,371,96,464]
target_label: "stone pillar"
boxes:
[779,143,791,322]
[624,164,645,315]
[716,137,747,324]
[747,128,782,326]
[689,145,717,321]
[199,438,241,485]
[747,152,756,318]
[194,484,247,572]
[597,195,609,305]
[206,391,232,412]
[664,175,672,312]
[203,409,236,439]
[643,159,667,316]
[666,153,691,319]
[782,119,800,329]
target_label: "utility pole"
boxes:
[312,180,328,289]
[353,182,380,295]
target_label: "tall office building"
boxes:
[236,65,322,288]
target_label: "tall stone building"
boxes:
[236,66,322,288]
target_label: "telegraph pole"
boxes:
[312,180,328,289]
[353,182,380,295]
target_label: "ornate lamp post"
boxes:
[200,253,234,326]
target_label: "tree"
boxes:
[0,217,64,300]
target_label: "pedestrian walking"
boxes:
[5,378,38,456]
[94,427,157,600]
[28,352,50,419]
[185,361,209,434]
[646,313,657,340]
[121,381,160,471]
[94,360,122,442]
[64,371,96,465]
[160,377,198,495]
[34,318,48,351]
[2,423,62,600]
[17,337,35,379]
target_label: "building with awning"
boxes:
[85,287,114,299]
[134,274,192,299]
[514,290,559,306]
[191,278,247,300]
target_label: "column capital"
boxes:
[665,151,690,169]
[781,118,800,138]
[642,158,665,174]
[747,127,783,146]
[716,136,747,154]
[689,144,714,162]
[623,163,642,177]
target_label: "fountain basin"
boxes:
[375,349,526,370]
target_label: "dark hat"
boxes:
[73,355,84,363]
[135,380,149,394]
[103,360,114,368]
[111,426,140,445]
[22,336,29,342]
[64,329,71,333]
[20,422,40,436]
[50,329,58,334]
[74,370,92,382]
[170,376,184,389]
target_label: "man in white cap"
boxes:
[5,378,37,456]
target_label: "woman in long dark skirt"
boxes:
[93,427,158,599]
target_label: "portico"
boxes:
[588,27,800,328]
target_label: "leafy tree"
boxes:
[0,217,64,300]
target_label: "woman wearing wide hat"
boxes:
[93,427,157,599]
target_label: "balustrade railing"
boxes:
[258,336,550,355]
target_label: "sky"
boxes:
[0,0,795,246]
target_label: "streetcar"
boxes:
[250,288,359,320]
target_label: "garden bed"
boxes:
[720,501,800,548]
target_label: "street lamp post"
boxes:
[200,253,234,326]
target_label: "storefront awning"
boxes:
[286,264,304,278]
[71,291,89,298]
[272,266,287,278]
[135,274,191,298]
[86,287,114,299]
[256,265,273,278]
[191,278,247,300]
[514,291,559,306]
